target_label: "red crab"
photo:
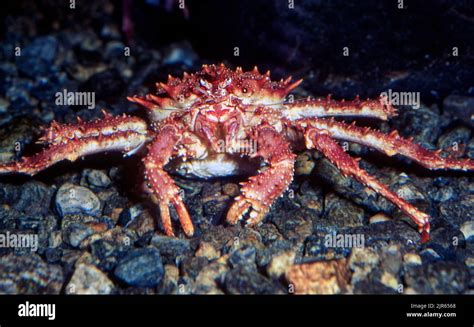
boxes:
[1,64,473,242]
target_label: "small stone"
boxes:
[266,250,296,279]
[403,253,422,265]
[195,241,220,261]
[0,97,9,113]
[82,169,111,189]
[460,221,474,241]
[465,257,474,268]
[63,223,95,248]
[160,264,180,294]
[193,259,228,294]
[225,265,284,294]
[369,213,391,224]
[150,234,192,263]
[66,263,114,294]
[295,152,315,175]
[114,248,164,287]
[420,248,441,260]
[118,204,144,226]
[443,95,474,127]
[380,271,399,290]
[222,183,239,197]
[55,183,101,217]
[0,254,64,294]
[228,246,256,268]
[16,36,58,77]
[348,247,380,284]
[286,259,351,294]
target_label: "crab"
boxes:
[1,64,473,242]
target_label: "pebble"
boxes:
[195,241,220,261]
[55,183,101,217]
[114,248,164,287]
[266,250,296,279]
[150,234,192,263]
[369,213,391,224]
[443,95,474,127]
[0,254,64,294]
[286,259,350,294]
[225,265,284,294]
[66,263,114,294]
[82,169,112,189]
[348,247,380,284]
[460,221,474,241]
[403,253,422,265]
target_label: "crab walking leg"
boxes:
[281,96,397,121]
[38,111,148,145]
[226,125,296,226]
[0,131,147,176]
[300,118,474,170]
[304,128,431,242]
[143,125,194,237]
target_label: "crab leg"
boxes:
[143,125,194,237]
[226,124,295,226]
[304,127,431,242]
[0,115,148,176]
[298,118,474,171]
[281,96,397,121]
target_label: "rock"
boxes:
[0,254,64,294]
[324,193,365,228]
[0,97,9,113]
[125,211,155,238]
[420,248,442,261]
[348,247,380,284]
[225,265,284,294]
[381,245,402,275]
[150,234,192,263]
[266,250,296,279]
[61,215,110,248]
[55,183,101,217]
[369,213,391,224]
[295,152,315,175]
[66,263,114,294]
[404,261,468,294]
[159,264,180,294]
[403,253,422,266]
[380,271,399,290]
[465,257,474,268]
[195,241,220,260]
[437,127,471,157]
[222,183,239,197]
[180,256,209,280]
[114,248,164,287]
[63,223,95,248]
[16,36,58,77]
[193,258,228,294]
[118,204,144,227]
[443,95,474,127]
[286,259,351,294]
[82,169,111,189]
[460,221,474,241]
[228,245,256,268]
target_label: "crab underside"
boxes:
[1,64,473,243]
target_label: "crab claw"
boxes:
[226,195,267,226]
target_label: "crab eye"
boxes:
[242,87,248,93]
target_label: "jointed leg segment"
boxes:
[304,127,431,242]
[226,125,296,226]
